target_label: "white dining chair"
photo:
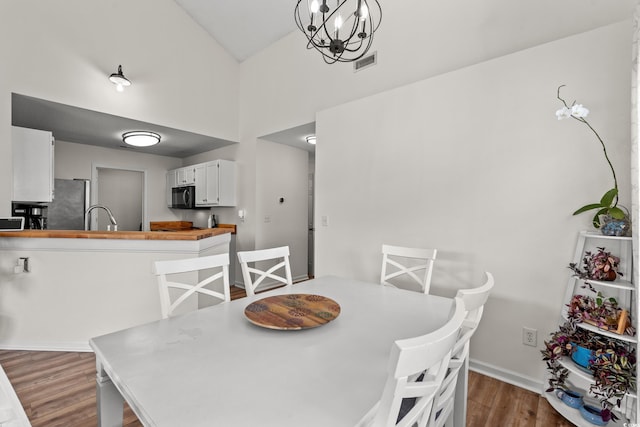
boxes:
[153,253,230,319]
[380,244,438,294]
[428,272,495,427]
[237,245,293,296]
[356,297,466,427]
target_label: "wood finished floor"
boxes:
[0,286,574,426]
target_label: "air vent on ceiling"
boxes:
[354,52,377,72]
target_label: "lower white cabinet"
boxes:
[194,160,235,207]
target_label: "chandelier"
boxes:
[294,0,382,64]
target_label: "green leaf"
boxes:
[600,188,618,207]
[608,206,626,220]
[593,208,609,227]
[573,203,604,216]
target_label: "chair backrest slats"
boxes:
[237,246,293,296]
[358,297,466,427]
[381,244,437,294]
[153,253,230,319]
[428,272,494,427]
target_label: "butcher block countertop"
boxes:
[0,227,233,241]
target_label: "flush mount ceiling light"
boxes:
[109,65,131,92]
[306,135,317,145]
[294,0,382,64]
[122,131,161,147]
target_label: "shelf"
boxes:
[576,321,637,344]
[551,230,637,425]
[582,278,635,291]
[557,356,638,398]
[559,313,637,343]
[545,390,628,427]
[581,231,632,241]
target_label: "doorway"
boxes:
[91,166,146,231]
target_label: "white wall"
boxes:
[256,140,309,281]
[315,22,631,383]
[0,0,240,216]
[227,0,633,298]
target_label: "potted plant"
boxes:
[542,319,637,423]
[568,247,622,282]
[555,86,630,235]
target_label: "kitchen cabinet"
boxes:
[176,167,195,186]
[194,160,236,207]
[12,126,55,202]
[166,170,177,207]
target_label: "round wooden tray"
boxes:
[244,294,341,330]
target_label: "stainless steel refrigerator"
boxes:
[46,179,90,230]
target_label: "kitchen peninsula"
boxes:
[0,226,234,351]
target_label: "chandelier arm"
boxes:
[295,0,381,63]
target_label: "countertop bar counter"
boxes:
[0,224,236,241]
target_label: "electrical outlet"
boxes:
[523,327,537,347]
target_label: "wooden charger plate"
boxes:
[244,294,341,330]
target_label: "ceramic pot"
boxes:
[599,214,631,237]
[571,343,593,369]
[579,404,609,426]
[554,388,583,408]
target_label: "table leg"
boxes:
[95,359,124,427]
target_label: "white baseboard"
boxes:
[469,358,543,394]
[0,341,92,352]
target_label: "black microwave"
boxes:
[171,186,196,209]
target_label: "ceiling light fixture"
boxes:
[305,135,317,145]
[122,131,161,147]
[294,0,382,64]
[109,65,131,92]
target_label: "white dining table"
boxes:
[90,275,463,427]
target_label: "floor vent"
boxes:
[354,52,377,72]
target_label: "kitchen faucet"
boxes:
[85,204,118,231]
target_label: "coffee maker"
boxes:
[12,203,47,229]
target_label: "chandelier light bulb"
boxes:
[310,0,320,14]
[359,4,369,20]
[334,14,343,31]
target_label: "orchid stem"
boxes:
[557,86,618,205]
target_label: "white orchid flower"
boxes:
[571,104,589,118]
[555,106,571,120]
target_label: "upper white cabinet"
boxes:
[167,160,236,208]
[194,160,236,207]
[12,126,55,202]
[176,167,195,186]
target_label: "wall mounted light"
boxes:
[109,65,131,92]
[122,131,161,147]
[306,135,317,145]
